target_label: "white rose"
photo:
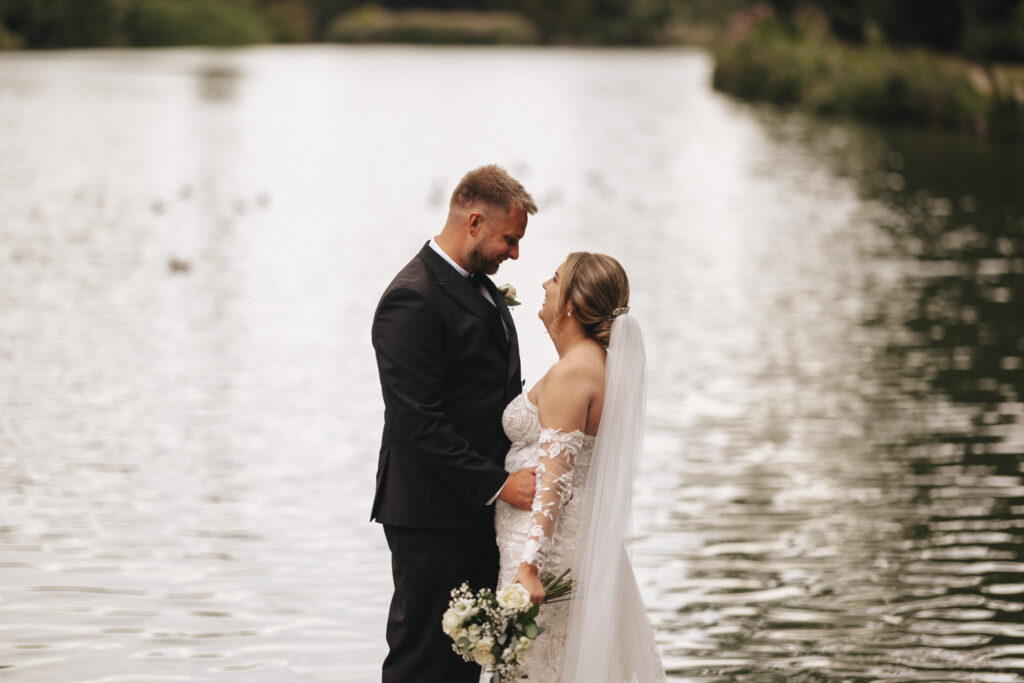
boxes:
[472,637,496,666]
[452,598,475,620]
[498,283,521,306]
[516,635,533,653]
[496,583,531,611]
[441,608,462,635]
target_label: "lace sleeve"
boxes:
[521,428,586,572]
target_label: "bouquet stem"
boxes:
[540,568,574,604]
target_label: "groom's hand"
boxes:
[498,467,537,510]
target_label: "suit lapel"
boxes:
[418,245,510,353]
[477,274,515,358]
[489,279,521,388]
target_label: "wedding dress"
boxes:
[488,315,665,683]
[492,392,593,681]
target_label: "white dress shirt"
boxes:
[428,237,499,308]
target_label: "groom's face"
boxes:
[466,206,527,275]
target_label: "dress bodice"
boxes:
[501,390,543,454]
[500,391,595,475]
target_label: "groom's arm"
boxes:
[373,285,510,508]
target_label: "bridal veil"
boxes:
[562,314,665,682]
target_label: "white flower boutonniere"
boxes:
[498,283,520,307]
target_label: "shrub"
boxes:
[262,0,315,43]
[125,0,271,47]
[0,22,22,49]
[0,0,125,48]
[328,4,539,45]
[712,16,1022,138]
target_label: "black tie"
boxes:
[469,272,492,302]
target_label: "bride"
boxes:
[488,252,665,682]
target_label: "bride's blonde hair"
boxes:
[552,252,630,348]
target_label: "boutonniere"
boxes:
[498,283,520,307]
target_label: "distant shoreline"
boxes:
[710,20,1024,141]
[4,4,1021,141]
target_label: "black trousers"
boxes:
[382,525,499,683]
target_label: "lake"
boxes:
[1,45,1022,682]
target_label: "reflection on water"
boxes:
[0,47,1022,682]
[197,64,241,102]
[642,117,1024,681]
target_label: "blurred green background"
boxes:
[4,0,1022,138]
[0,0,1021,55]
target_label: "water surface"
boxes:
[1,46,1022,682]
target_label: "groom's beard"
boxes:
[466,246,502,275]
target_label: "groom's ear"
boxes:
[467,211,483,236]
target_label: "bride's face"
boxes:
[538,262,565,329]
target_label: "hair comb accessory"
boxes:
[609,306,629,319]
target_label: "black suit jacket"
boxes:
[370,243,522,530]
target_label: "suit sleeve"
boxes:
[372,286,509,508]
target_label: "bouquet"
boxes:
[442,570,573,683]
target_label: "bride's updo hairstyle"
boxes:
[554,252,630,348]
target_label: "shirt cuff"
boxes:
[486,476,509,506]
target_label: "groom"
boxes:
[371,165,539,682]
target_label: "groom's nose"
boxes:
[508,244,519,260]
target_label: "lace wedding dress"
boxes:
[491,391,594,682]
[485,315,665,683]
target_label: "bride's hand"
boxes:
[515,563,545,605]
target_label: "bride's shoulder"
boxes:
[540,353,603,398]
[534,357,598,431]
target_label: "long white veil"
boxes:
[562,314,665,682]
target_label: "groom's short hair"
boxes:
[451,165,537,216]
